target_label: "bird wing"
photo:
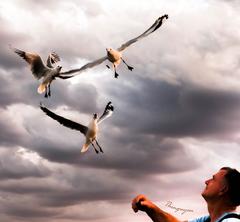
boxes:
[40,103,88,135]
[117,14,168,52]
[59,55,108,76]
[97,102,114,124]
[57,75,75,79]
[13,48,48,79]
[46,52,60,68]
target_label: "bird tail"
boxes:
[81,141,91,153]
[38,83,46,94]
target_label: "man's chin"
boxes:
[201,191,206,198]
[201,192,209,201]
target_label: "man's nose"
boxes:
[205,179,210,185]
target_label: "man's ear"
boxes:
[219,185,228,196]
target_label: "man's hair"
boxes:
[221,167,240,207]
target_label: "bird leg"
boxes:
[121,58,134,71]
[48,85,51,97]
[114,64,119,78]
[106,64,119,78]
[91,142,99,154]
[44,87,48,98]
[95,139,104,153]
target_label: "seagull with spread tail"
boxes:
[11,47,73,98]
[40,102,114,154]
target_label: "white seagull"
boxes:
[12,47,73,98]
[40,102,114,154]
[61,14,168,78]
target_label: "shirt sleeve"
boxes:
[189,215,209,222]
[222,219,240,222]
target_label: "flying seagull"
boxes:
[11,47,73,98]
[40,102,114,154]
[61,14,168,78]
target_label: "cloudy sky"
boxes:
[0,0,240,221]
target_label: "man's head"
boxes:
[202,167,240,207]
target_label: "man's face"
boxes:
[202,169,228,201]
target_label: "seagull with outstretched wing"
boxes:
[11,47,73,98]
[40,102,114,154]
[61,14,168,78]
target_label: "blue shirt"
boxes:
[189,212,240,222]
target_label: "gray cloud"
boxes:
[0,148,51,179]
[0,108,28,146]
[104,76,240,138]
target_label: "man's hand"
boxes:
[132,194,154,213]
[132,194,181,222]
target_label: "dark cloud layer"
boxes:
[105,76,240,138]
